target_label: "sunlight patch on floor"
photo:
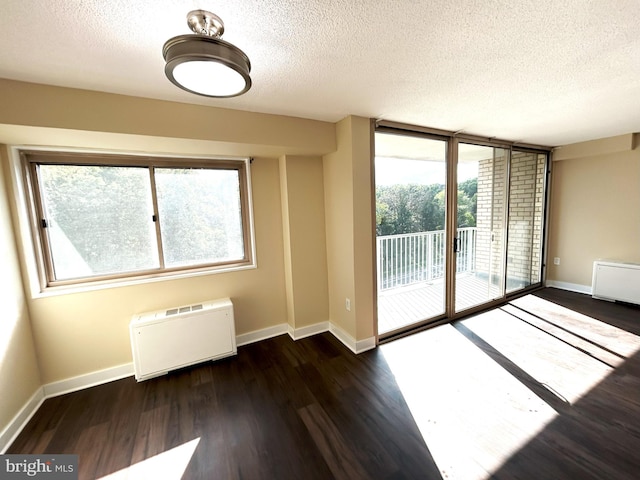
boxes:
[381,325,558,480]
[381,293,640,479]
[510,295,640,358]
[98,438,200,480]
[462,309,613,405]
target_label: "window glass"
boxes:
[26,153,253,289]
[154,167,245,268]
[38,165,158,280]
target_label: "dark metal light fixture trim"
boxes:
[163,10,252,98]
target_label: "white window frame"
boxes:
[9,146,257,297]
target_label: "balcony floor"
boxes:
[378,273,502,335]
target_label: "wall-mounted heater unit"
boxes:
[130,298,236,381]
[592,261,640,306]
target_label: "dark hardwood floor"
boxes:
[8,288,640,479]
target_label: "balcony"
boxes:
[377,227,499,334]
[377,228,477,290]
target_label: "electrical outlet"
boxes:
[345,298,351,311]
[553,257,560,265]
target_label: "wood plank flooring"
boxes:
[8,332,440,479]
[490,289,640,480]
[8,288,640,479]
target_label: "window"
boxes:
[21,150,254,289]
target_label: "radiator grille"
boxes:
[166,304,203,316]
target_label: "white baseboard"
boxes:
[329,323,376,354]
[287,321,330,341]
[237,320,377,354]
[355,336,377,353]
[236,323,288,347]
[42,363,134,398]
[545,280,592,295]
[0,387,45,454]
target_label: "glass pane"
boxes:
[155,168,244,268]
[506,151,546,292]
[375,132,447,335]
[38,165,158,280]
[455,144,507,312]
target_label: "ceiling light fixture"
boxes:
[163,10,251,98]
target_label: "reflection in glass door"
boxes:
[454,144,507,313]
[375,132,447,335]
[506,151,547,293]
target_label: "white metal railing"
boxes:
[377,227,476,292]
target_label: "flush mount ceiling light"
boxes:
[163,10,251,98]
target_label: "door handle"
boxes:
[453,237,460,253]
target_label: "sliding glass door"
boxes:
[454,144,507,313]
[375,132,447,334]
[375,129,549,337]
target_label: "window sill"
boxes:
[32,262,257,298]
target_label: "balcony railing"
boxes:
[377,227,476,292]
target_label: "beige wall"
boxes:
[351,118,375,340]
[548,134,640,287]
[279,155,329,330]
[0,147,42,439]
[0,79,335,157]
[323,116,375,341]
[324,118,357,337]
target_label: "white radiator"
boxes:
[130,298,236,381]
[592,261,640,306]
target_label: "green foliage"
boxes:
[155,168,243,267]
[40,165,157,276]
[457,178,477,227]
[38,164,243,280]
[376,178,477,235]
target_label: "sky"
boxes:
[374,157,478,186]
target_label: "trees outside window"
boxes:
[376,178,477,236]
[23,151,253,288]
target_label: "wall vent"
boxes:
[166,304,203,316]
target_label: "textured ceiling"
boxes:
[1,0,639,146]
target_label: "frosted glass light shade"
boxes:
[173,61,247,97]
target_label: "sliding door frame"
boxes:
[448,138,513,317]
[374,125,452,336]
[374,120,552,342]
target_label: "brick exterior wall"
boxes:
[474,150,507,282]
[506,151,545,288]
[473,150,545,289]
